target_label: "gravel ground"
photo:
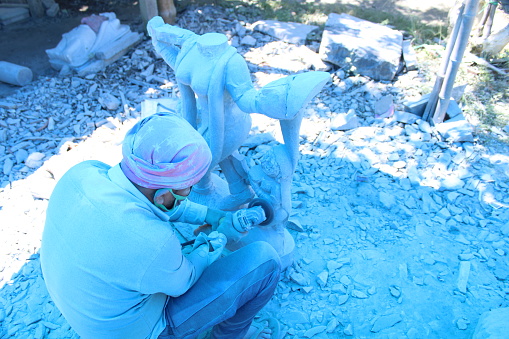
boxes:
[1,4,509,339]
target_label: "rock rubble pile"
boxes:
[1,4,508,338]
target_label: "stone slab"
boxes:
[141,98,179,118]
[319,13,403,81]
[95,31,143,60]
[252,20,318,45]
[436,120,474,143]
[0,7,29,25]
[402,40,418,71]
[394,110,419,124]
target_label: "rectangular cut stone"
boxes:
[0,7,29,25]
[319,13,403,81]
[252,20,318,45]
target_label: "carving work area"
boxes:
[1,1,509,339]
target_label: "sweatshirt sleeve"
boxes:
[139,232,206,297]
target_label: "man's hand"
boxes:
[191,231,226,265]
[216,213,247,244]
[205,208,228,230]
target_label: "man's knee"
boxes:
[243,241,282,274]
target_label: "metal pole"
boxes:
[422,4,465,123]
[433,0,480,124]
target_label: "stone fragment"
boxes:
[42,321,59,330]
[317,271,328,287]
[287,217,304,232]
[402,40,418,70]
[319,13,403,81]
[252,20,318,45]
[493,267,509,281]
[394,111,419,124]
[15,149,28,164]
[472,308,509,338]
[25,152,45,168]
[455,234,471,245]
[403,95,429,116]
[47,117,55,131]
[379,191,396,208]
[351,290,368,299]
[23,312,42,326]
[337,294,349,305]
[330,109,359,131]
[304,325,327,338]
[340,275,351,285]
[418,120,433,133]
[290,272,309,286]
[0,100,17,109]
[302,286,313,293]
[281,310,309,326]
[436,120,474,143]
[439,176,465,191]
[326,318,338,333]
[389,285,401,298]
[3,157,14,175]
[437,207,451,219]
[240,35,257,46]
[456,260,470,293]
[446,99,462,119]
[374,95,394,118]
[99,93,121,111]
[457,318,469,330]
[499,222,509,236]
[371,314,402,333]
[327,260,343,272]
[344,324,354,336]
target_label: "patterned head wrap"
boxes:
[121,113,212,189]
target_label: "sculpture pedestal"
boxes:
[226,224,295,270]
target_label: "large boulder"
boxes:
[472,308,509,339]
[319,13,403,81]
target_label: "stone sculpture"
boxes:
[148,16,330,267]
[46,13,142,75]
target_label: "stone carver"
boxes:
[147,16,330,267]
[40,113,282,339]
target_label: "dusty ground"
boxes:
[1,1,509,339]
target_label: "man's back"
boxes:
[40,160,173,339]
